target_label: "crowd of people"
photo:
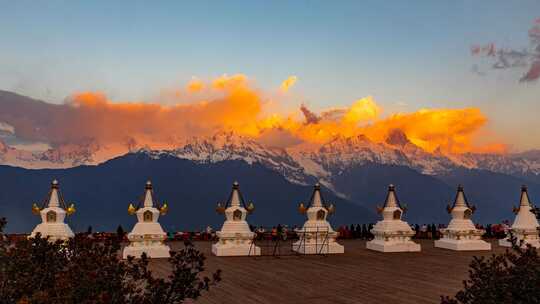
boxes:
[6,221,514,243]
[335,221,513,240]
[173,220,515,242]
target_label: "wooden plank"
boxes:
[149,240,507,304]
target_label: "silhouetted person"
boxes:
[430,224,437,239]
[116,225,125,240]
[361,224,368,239]
[271,226,278,241]
[485,224,492,238]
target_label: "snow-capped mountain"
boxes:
[0,139,79,169]
[2,89,540,192]
[288,129,457,178]
[0,138,122,169]
[143,132,314,185]
[2,130,540,189]
[455,150,540,177]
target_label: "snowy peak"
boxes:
[1,130,540,188]
[172,131,282,163]
[0,139,124,169]
[38,140,99,165]
[315,134,409,168]
[144,132,313,185]
[455,152,540,176]
[307,132,453,175]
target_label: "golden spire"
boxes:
[31,203,41,215]
[326,203,335,215]
[298,202,306,214]
[246,202,255,213]
[66,203,76,216]
[128,203,137,215]
[216,202,225,214]
[159,202,169,215]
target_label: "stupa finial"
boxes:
[230,181,241,207]
[384,184,399,208]
[454,185,468,208]
[520,185,531,207]
[312,183,323,207]
[48,179,61,208]
[143,180,154,208]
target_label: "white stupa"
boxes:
[212,181,260,256]
[123,181,171,259]
[435,185,491,251]
[366,184,421,252]
[499,185,540,248]
[30,180,75,241]
[292,183,344,254]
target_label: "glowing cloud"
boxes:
[186,77,205,92]
[0,74,506,155]
[280,75,297,93]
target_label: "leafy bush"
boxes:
[0,218,221,304]
[441,235,540,304]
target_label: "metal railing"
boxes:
[248,226,330,257]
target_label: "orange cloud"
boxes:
[0,74,506,155]
[186,78,205,92]
[262,99,503,154]
[360,108,506,154]
[279,75,297,93]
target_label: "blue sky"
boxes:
[1,1,540,149]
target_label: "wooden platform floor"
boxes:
[150,239,507,304]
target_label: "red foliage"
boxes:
[0,218,221,304]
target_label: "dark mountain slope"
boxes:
[436,167,540,223]
[0,153,376,233]
[329,163,540,225]
[331,163,455,224]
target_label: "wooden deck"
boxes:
[150,240,507,304]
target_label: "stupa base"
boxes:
[123,244,171,259]
[292,241,344,254]
[435,238,491,251]
[212,242,260,256]
[30,223,74,241]
[498,237,540,248]
[366,239,421,252]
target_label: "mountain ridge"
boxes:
[0,153,376,233]
[2,90,540,185]
[1,90,540,230]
